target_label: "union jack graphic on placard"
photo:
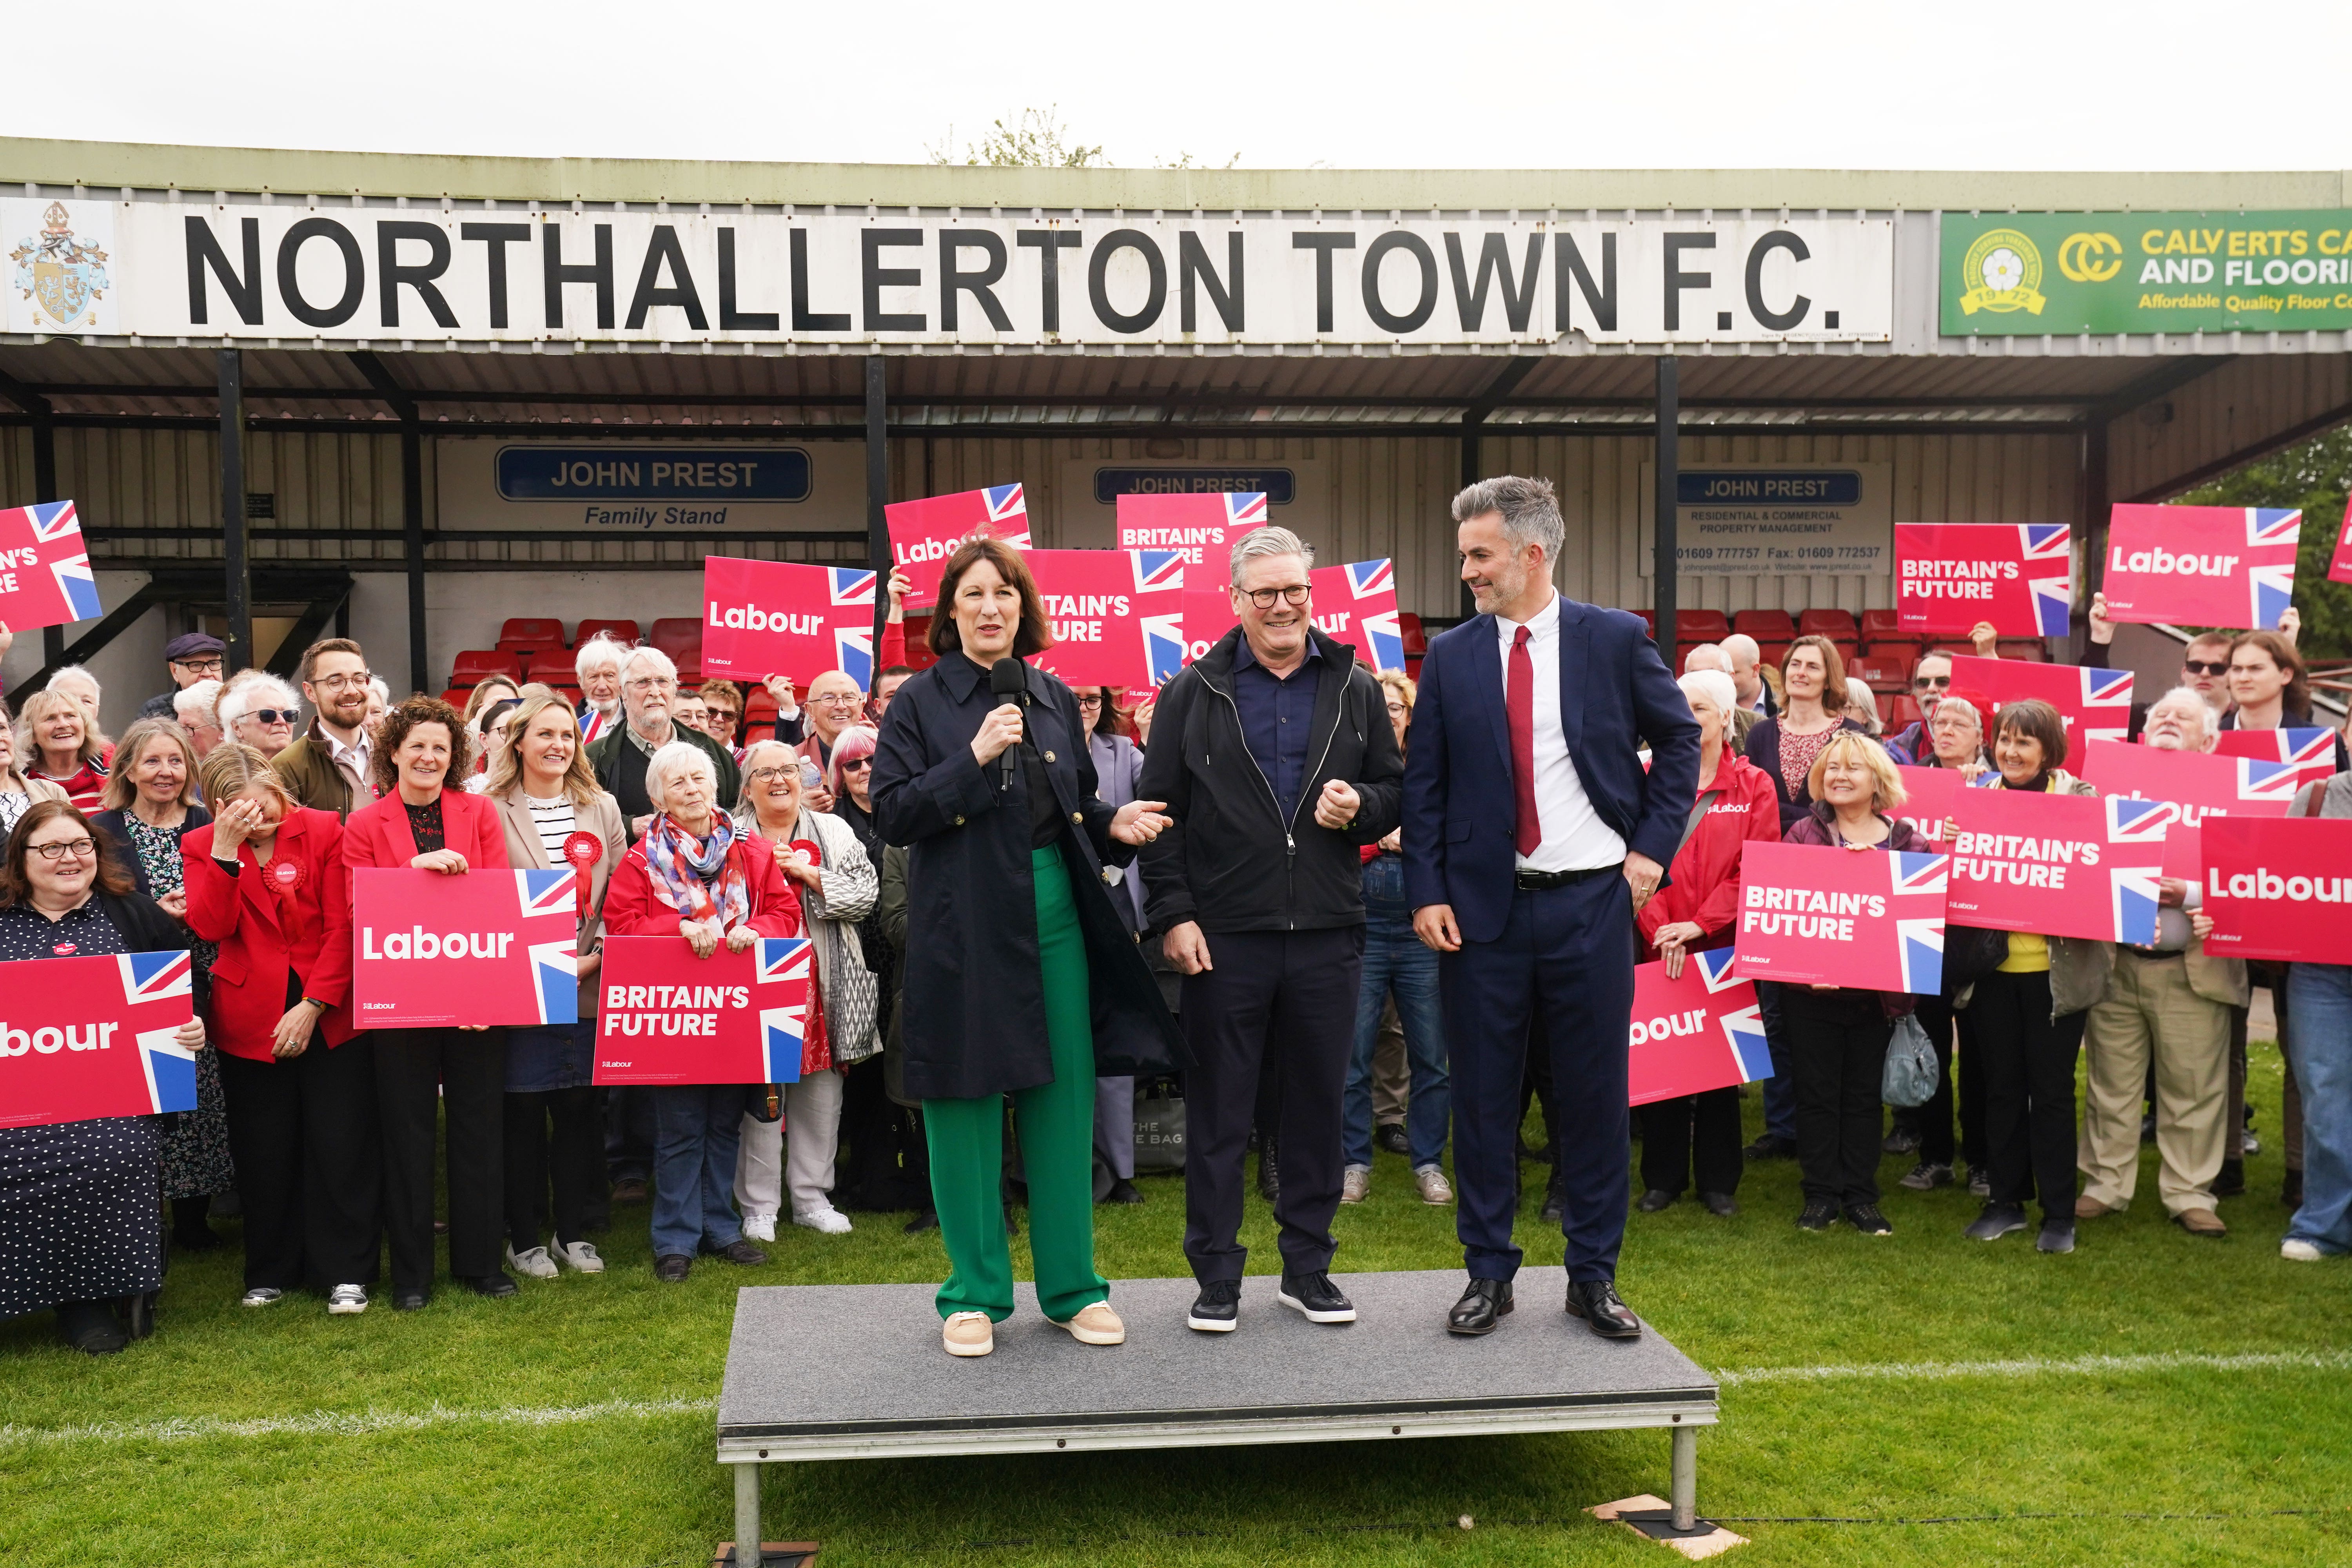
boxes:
[116,948,193,1004]
[2246,508,2301,630]
[1223,492,1269,528]
[834,627,874,692]
[1307,559,1405,673]
[2214,727,2338,792]
[1889,851,1948,995]
[511,870,581,1026]
[0,499,102,629]
[515,868,577,919]
[2081,668,2137,707]
[1142,612,1188,686]
[755,938,814,1085]
[2235,758,2305,808]
[2018,523,2074,638]
[756,937,814,987]
[1692,948,1773,1081]
[984,483,1030,535]
[1132,550,1186,593]
[829,568,877,608]
[2105,795,2176,848]
[1345,559,1394,597]
[135,1025,199,1117]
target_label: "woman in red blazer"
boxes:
[182,743,374,1313]
[342,695,517,1310]
[603,738,801,1282]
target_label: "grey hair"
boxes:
[47,664,101,704]
[173,680,221,726]
[574,633,629,680]
[1451,475,1565,564]
[1844,677,1883,735]
[218,675,299,728]
[2149,685,2216,746]
[621,644,679,685]
[1228,525,1315,590]
[1678,669,1738,717]
[644,739,716,806]
[1933,696,1982,733]
[367,677,391,708]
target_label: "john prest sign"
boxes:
[434,438,866,532]
[1941,209,2352,335]
[8,195,1893,347]
[1639,463,1891,577]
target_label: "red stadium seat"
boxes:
[1757,642,1791,670]
[1405,656,1423,681]
[1862,637,1922,661]
[1850,655,1909,693]
[1676,609,1730,642]
[439,688,471,708]
[1885,694,1922,731]
[1833,641,1860,668]
[574,618,641,647]
[501,618,566,647]
[451,649,521,681]
[1798,608,1858,640]
[1860,609,1904,641]
[523,649,577,684]
[1399,612,1428,657]
[1733,609,1796,642]
[744,686,780,728]
[1633,609,1658,637]
[648,617,702,667]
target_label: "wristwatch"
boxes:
[303,996,330,1013]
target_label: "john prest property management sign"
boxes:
[1639,463,1891,577]
[1942,209,2352,335]
[4,196,1893,347]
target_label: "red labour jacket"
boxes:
[599,826,805,944]
[182,807,357,1061]
[341,786,511,879]
[1637,751,1782,962]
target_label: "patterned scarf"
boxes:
[642,814,750,929]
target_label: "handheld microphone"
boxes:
[989,657,1028,791]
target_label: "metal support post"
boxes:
[33,407,62,664]
[1653,356,1679,654]
[218,350,251,675]
[1671,1424,1697,1532]
[401,418,426,695]
[733,1462,762,1566]
[864,356,889,662]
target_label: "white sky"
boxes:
[9,0,2351,173]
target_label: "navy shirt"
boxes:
[1230,635,1323,826]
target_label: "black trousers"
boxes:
[1785,988,1894,1207]
[605,1086,656,1185]
[1637,1088,1742,1198]
[217,1038,382,1293]
[1970,969,2085,1218]
[503,1087,599,1252]
[374,1028,507,1290]
[1911,996,1958,1167]
[1180,926,1362,1283]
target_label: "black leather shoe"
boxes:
[654,1254,691,1283]
[461,1272,518,1298]
[1446,1277,1513,1336]
[902,1209,939,1236]
[1844,1203,1893,1236]
[713,1240,768,1266]
[56,1300,128,1355]
[1635,1188,1677,1213]
[1565,1279,1642,1339]
[2213,1158,2246,1197]
[1376,1123,1412,1157]
[1278,1271,1356,1324]
[1187,1279,1240,1332]
[1103,1178,1145,1205]
[1256,1140,1281,1202]
[1700,1191,1739,1217]
[1744,1133,1797,1161]
[1539,1170,1566,1225]
[391,1287,431,1310]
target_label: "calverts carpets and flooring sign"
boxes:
[1941,209,2352,334]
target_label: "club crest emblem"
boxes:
[8,201,111,332]
[1958,228,2044,317]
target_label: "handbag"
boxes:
[1132,1084,1187,1171]
[1881,1014,1939,1108]
[1941,923,2010,993]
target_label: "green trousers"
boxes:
[923,844,1108,1323]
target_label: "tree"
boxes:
[2178,426,2352,660]
[927,107,1107,169]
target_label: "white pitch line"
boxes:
[4,1350,2345,1447]
[1715,1348,2352,1387]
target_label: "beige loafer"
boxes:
[2074,1195,2116,1219]
[1052,1301,1125,1345]
[2173,1207,2227,1238]
[943,1311,995,1357]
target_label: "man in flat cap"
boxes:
[138,632,228,720]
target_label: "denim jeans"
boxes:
[650,1084,753,1258]
[1343,855,1450,1170]
[2283,964,2352,1253]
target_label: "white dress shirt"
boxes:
[1495,591,1626,873]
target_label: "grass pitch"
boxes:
[2,1040,2345,1567]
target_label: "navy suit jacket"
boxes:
[1402,596,1702,946]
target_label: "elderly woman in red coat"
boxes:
[601,739,802,1283]
[181,742,370,1314]
[1633,669,1782,1218]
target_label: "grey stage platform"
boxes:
[715,1269,1719,1560]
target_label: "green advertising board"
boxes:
[1940,210,2352,335]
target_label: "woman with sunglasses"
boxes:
[219,676,302,762]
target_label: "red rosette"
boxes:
[789,839,822,867]
[561,831,603,917]
[265,857,307,895]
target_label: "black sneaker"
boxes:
[460,1272,518,1298]
[1899,1161,1954,1191]
[2036,1218,2077,1254]
[1376,1123,1411,1157]
[2213,1159,2245,1198]
[1965,1202,2029,1241]
[1880,1129,1920,1155]
[1797,1201,1838,1231]
[1276,1271,1356,1324]
[1844,1203,1893,1236]
[1967,1165,1992,1198]
[1745,1133,1797,1161]
[1187,1279,1240,1332]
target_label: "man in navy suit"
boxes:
[1403,476,1701,1338]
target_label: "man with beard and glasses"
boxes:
[272,639,378,819]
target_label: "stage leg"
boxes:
[734,1463,762,1566]
[1670,1426,1697,1531]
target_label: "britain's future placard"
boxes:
[0,951,197,1130]
[1626,947,1775,1106]
[1943,788,2168,944]
[2100,503,2299,631]
[2200,817,2352,964]
[1894,523,2072,638]
[592,935,814,1085]
[884,484,1030,611]
[351,869,580,1028]
[699,558,878,688]
[1733,840,1947,993]
[0,499,102,632]
[1116,490,1266,570]
[1024,549,1188,689]
[1949,655,2136,748]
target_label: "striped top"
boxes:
[525,794,577,865]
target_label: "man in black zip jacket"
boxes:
[1138,526,1403,1335]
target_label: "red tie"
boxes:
[1508,624,1541,857]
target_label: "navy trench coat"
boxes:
[871,651,1185,1102]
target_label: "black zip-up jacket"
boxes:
[1138,625,1403,935]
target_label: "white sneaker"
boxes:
[742,1215,777,1243]
[1340,1166,1370,1204]
[325,1284,368,1315]
[2281,1238,2327,1262]
[505,1244,559,1280]
[1414,1166,1455,1205]
[793,1206,853,1235]
[554,1240,605,1274]
[240,1286,285,1308]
